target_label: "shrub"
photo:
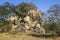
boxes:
[45,22,57,34]
[55,21,60,34]
[0,20,12,33]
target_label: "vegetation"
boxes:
[0,2,60,40]
[0,2,37,33]
[0,20,12,32]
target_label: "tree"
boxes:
[0,5,10,15]
[16,2,37,12]
[45,4,60,34]
[15,2,37,17]
[0,2,15,15]
[47,4,60,22]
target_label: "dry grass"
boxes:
[0,33,60,40]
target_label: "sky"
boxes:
[0,0,60,12]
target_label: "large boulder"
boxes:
[6,9,45,34]
[23,9,45,34]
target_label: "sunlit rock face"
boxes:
[28,9,41,21]
[23,9,45,34]
[7,15,18,22]
[7,9,45,34]
[6,15,19,29]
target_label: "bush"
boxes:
[0,21,12,33]
[45,22,57,34]
[55,21,60,34]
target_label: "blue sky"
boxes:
[0,0,60,12]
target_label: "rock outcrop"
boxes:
[7,9,45,34]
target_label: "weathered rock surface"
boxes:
[7,9,45,34]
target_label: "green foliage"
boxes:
[16,2,37,18]
[45,22,57,33]
[55,20,60,34]
[43,4,60,34]
[0,21,12,33]
[16,2,37,12]
[0,2,15,15]
[1,2,60,35]
[0,6,10,15]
